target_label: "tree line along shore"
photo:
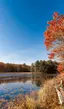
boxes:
[0,60,58,75]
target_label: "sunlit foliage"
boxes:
[44,12,64,73]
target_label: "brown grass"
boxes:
[38,79,58,109]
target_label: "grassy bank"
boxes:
[2,74,64,109]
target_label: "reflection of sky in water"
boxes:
[0,80,40,100]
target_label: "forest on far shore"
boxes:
[0,60,58,74]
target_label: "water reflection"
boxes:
[0,76,41,100]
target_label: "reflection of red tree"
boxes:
[44,12,64,74]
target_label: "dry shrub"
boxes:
[8,95,27,109]
[8,94,38,109]
[55,74,64,85]
[38,79,59,109]
[38,74,64,109]
[26,95,36,109]
[55,105,64,109]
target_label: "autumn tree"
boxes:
[44,12,64,73]
[0,62,30,72]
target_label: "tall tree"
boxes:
[35,60,40,72]
[31,63,35,72]
[44,12,64,73]
[39,60,47,73]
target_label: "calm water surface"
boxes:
[0,74,41,101]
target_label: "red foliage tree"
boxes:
[44,12,64,73]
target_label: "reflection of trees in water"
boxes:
[34,79,41,87]
[0,76,41,105]
[32,76,43,87]
[0,76,43,87]
[0,77,31,84]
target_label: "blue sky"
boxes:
[0,0,64,65]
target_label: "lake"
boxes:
[0,73,41,101]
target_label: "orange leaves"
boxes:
[44,30,55,43]
[47,19,57,26]
[44,30,50,38]
[44,12,64,53]
[44,12,64,38]
[57,63,64,74]
[44,12,64,74]
[57,64,63,72]
[48,53,55,59]
[53,12,59,19]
